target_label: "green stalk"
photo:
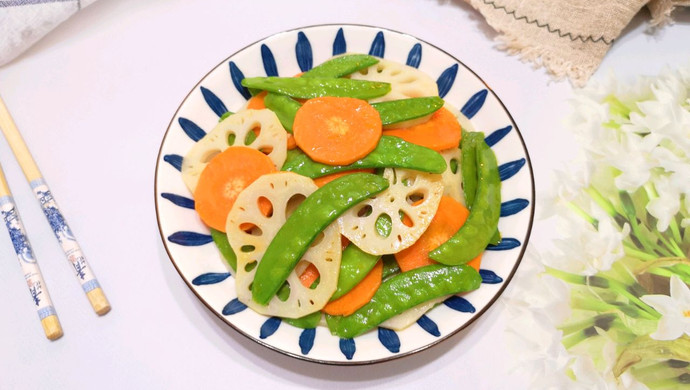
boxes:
[624,244,658,261]
[649,268,690,285]
[546,267,661,319]
[586,186,619,219]
[564,200,598,227]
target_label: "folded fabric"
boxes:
[0,0,97,67]
[463,0,690,86]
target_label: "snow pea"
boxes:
[429,140,501,264]
[241,77,391,100]
[283,311,322,329]
[263,93,300,132]
[330,244,380,301]
[371,97,444,126]
[282,135,447,178]
[252,173,390,305]
[211,228,236,272]
[461,131,483,209]
[326,264,481,338]
[381,254,400,281]
[302,54,379,78]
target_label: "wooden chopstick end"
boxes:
[41,315,63,341]
[87,288,111,316]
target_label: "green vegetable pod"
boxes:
[241,77,391,100]
[429,139,501,265]
[371,96,444,127]
[302,54,379,79]
[330,244,380,301]
[282,135,447,178]
[252,173,390,305]
[283,311,322,329]
[210,228,237,272]
[460,131,483,209]
[326,264,482,338]
[263,93,301,133]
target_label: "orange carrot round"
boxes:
[382,107,461,151]
[293,97,382,165]
[395,196,481,272]
[286,133,297,150]
[313,169,375,188]
[194,146,276,232]
[247,91,267,110]
[323,260,383,316]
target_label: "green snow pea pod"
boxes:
[330,244,380,301]
[429,140,501,265]
[283,311,322,329]
[252,173,390,305]
[281,136,447,178]
[210,228,236,272]
[326,264,481,338]
[371,97,444,126]
[241,77,391,100]
[381,254,400,281]
[461,131,483,209]
[302,54,379,78]
[263,93,300,132]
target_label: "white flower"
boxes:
[646,175,681,232]
[640,275,690,340]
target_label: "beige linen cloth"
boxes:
[464,0,690,85]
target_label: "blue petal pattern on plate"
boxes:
[163,154,183,171]
[339,338,356,360]
[222,298,247,315]
[178,117,206,142]
[161,193,194,209]
[406,43,422,68]
[192,272,231,286]
[295,32,313,72]
[499,158,526,181]
[200,86,228,117]
[260,317,282,339]
[261,44,279,76]
[501,199,529,217]
[369,31,385,57]
[299,328,316,355]
[487,238,521,251]
[167,231,213,246]
[157,26,534,365]
[436,64,458,98]
[480,269,504,284]
[417,315,441,337]
[461,89,488,119]
[378,328,400,353]
[333,28,346,55]
[444,296,476,313]
[485,125,512,147]
[229,61,251,100]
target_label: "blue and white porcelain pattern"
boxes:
[155,25,534,364]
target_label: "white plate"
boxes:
[154,24,534,364]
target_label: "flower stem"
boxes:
[624,244,658,261]
[564,200,598,227]
[586,186,619,219]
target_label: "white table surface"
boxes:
[0,1,688,388]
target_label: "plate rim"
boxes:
[154,22,536,366]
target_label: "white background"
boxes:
[0,1,688,388]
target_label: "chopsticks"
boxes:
[0,164,63,340]
[0,94,110,337]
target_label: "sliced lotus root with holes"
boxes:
[337,168,443,255]
[440,148,465,205]
[181,109,287,193]
[349,58,439,103]
[226,172,341,318]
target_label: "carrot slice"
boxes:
[287,133,297,150]
[395,196,481,272]
[313,169,375,187]
[293,96,382,165]
[299,264,320,288]
[194,146,276,232]
[382,107,461,151]
[323,260,383,316]
[247,91,267,110]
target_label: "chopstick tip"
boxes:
[87,288,111,316]
[41,315,63,340]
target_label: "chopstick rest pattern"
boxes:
[1,195,62,340]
